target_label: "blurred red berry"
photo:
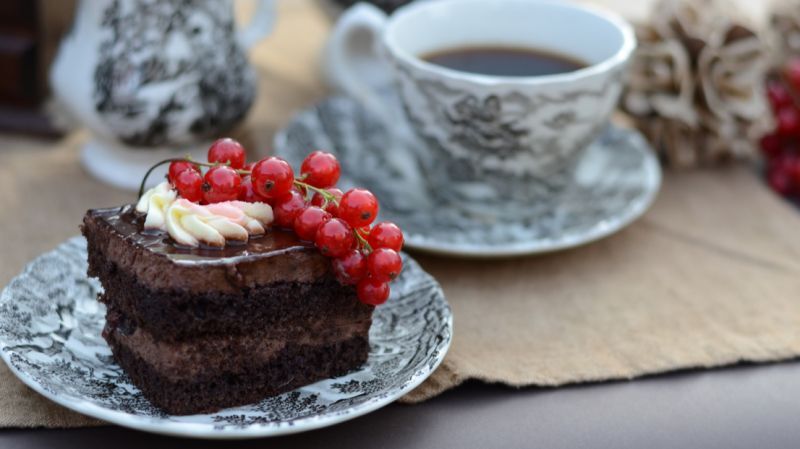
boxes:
[368,221,403,251]
[767,80,793,111]
[367,248,403,282]
[238,175,267,203]
[300,151,341,188]
[782,154,800,186]
[251,157,295,199]
[315,218,355,258]
[759,133,782,160]
[272,189,306,228]
[207,138,246,169]
[202,166,241,203]
[357,278,390,305]
[173,169,204,202]
[768,165,794,196]
[332,250,368,285]
[338,188,379,228]
[785,58,800,93]
[777,107,800,137]
[294,206,332,241]
[168,160,200,183]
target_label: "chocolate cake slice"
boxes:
[82,205,373,415]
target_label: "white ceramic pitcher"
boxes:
[51,0,275,190]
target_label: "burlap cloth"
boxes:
[2,0,799,428]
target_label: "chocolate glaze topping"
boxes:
[94,205,314,266]
[83,205,333,293]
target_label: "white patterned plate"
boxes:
[275,96,662,257]
[0,237,452,439]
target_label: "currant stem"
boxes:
[185,157,251,175]
[354,229,373,253]
[294,180,337,203]
[138,157,253,200]
[137,158,187,199]
[293,179,372,252]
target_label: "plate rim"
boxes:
[0,238,453,439]
[402,137,662,257]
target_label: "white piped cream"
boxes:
[136,183,273,247]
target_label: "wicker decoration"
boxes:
[622,0,771,167]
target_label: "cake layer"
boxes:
[82,206,331,294]
[84,205,373,340]
[106,326,370,415]
[95,256,371,341]
[103,304,372,381]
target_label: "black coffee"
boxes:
[421,46,587,77]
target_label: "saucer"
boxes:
[0,238,452,438]
[275,96,662,257]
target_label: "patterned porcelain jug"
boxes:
[50,0,274,190]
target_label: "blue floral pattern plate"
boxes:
[0,237,452,439]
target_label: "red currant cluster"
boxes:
[159,138,404,306]
[761,59,800,198]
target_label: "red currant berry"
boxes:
[368,221,403,251]
[767,80,793,112]
[272,189,307,228]
[759,133,782,160]
[786,58,800,93]
[357,278,390,305]
[332,250,368,285]
[168,160,199,183]
[367,248,402,282]
[294,206,332,241]
[777,107,800,137]
[768,164,794,196]
[202,166,241,203]
[207,138,246,169]
[300,151,341,188]
[315,218,355,257]
[780,154,800,186]
[338,188,379,228]
[173,168,204,202]
[238,175,267,202]
[311,187,343,215]
[251,157,295,199]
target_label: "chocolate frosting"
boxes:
[83,205,333,294]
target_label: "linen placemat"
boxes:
[2,0,800,428]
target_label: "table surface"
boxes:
[2,361,800,448]
[3,0,800,446]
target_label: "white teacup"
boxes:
[325,0,635,217]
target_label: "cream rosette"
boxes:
[136,182,273,247]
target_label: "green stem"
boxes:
[138,157,251,200]
[294,180,331,199]
[294,179,372,252]
[354,229,373,253]
[137,158,185,199]
[186,157,250,175]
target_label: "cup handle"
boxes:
[324,3,429,200]
[236,0,276,50]
[324,3,396,124]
